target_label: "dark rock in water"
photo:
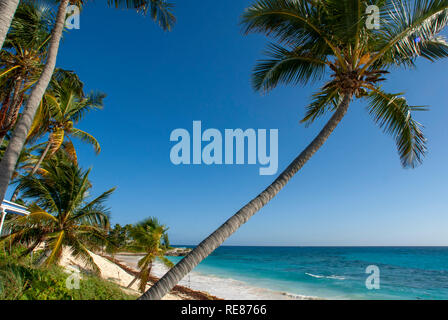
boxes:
[165,247,192,256]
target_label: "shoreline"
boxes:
[60,248,322,300]
[114,254,321,300]
[103,254,221,300]
[58,247,220,300]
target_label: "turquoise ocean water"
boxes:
[168,246,448,300]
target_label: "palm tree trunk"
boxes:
[127,272,140,288]
[31,141,51,175]
[5,75,24,127]
[0,0,20,51]
[10,141,51,202]
[0,0,69,203]
[35,248,51,267]
[139,94,353,300]
[9,185,18,202]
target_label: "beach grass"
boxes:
[0,248,137,300]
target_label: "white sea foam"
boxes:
[116,254,321,300]
[305,273,345,280]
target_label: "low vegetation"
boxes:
[0,247,136,300]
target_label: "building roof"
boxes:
[1,200,30,216]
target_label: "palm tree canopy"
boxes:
[4,0,54,51]
[126,217,173,292]
[28,69,104,155]
[0,1,51,80]
[0,0,52,84]
[0,151,115,270]
[242,0,448,168]
[128,217,169,250]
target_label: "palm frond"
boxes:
[48,128,65,156]
[107,0,176,31]
[27,99,50,144]
[44,230,65,266]
[158,256,174,268]
[367,0,448,69]
[68,91,105,124]
[253,42,327,92]
[27,204,58,223]
[300,86,341,126]
[419,35,448,61]
[62,139,78,164]
[77,187,115,215]
[67,237,100,274]
[365,87,427,168]
[242,0,325,45]
[70,128,101,154]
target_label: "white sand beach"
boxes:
[115,254,319,300]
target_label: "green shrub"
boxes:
[0,260,136,300]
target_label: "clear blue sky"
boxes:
[23,1,448,246]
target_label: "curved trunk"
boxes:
[0,210,6,236]
[10,141,51,202]
[0,75,22,137]
[31,141,51,175]
[0,0,20,51]
[127,273,140,289]
[0,0,69,202]
[0,75,24,138]
[128,263,153,292]
[35,247,51,267]
[5,75,24,128]
[139,94,352,300]
[9,185,18,202]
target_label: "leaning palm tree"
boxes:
[0,151,115,271]
[126,218,173,292]
[0,0,176,203]
[140,0,448,300]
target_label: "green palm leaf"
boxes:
[8,151,114,268]
[366,0,448,69]
[365,87,427,167]
[253,43,327,91]
[70,128,101,154]
[300,86,341,126]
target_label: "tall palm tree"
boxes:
[126,218,173,292]
[0,0,176,204]
[140,0,448,300]
[0,151,115,271]
[28,69,103,173]
[9,70,103,201]
[0,1,54,146]
[0,0,20,51]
